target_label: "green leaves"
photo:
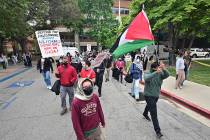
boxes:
[79,0,117,48]
[128,0,210,44]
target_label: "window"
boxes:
[112,8,129,15]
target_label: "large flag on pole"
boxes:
[112,10,154,58]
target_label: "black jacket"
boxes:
[37,58,53,73]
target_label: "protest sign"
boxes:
[35,30,64,58]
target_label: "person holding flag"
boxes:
[143,61,169,138]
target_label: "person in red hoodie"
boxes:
[71,78,105,140]
[55,56,77,115]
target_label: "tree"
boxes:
[79,0,118,49]
[128,0,210,65]
[48,0,81,27]
[0,0,49,52]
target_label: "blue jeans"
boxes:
[42,71,51,86]
[131,79,140,99]
[60,86,74,108]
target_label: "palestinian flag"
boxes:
[111,10,154,58]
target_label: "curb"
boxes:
[161,89,210,119]
[0,68,31,83]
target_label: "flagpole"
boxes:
[118,0,122,26]
[142,4,145,10]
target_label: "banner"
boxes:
[91,52,108,68]
[35,30,64,58]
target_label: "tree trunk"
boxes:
[181,38,186,49]
[74,31,80,51]
[188,35,195,49]
[168,23,176,66]
[0,37,4,53]
[16,38,27,53]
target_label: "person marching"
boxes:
[80,60,96,83]
[115,57,125,83]
[55,56,78,115]
[94,60,105,97]
[143,61,169,138]
[37,57,53,89]
[104,54,112,82]
[130,56,143,101]
[71,78,105,140]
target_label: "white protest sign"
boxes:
[87,44,91,52]
[35,30,64,58]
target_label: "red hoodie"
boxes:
[71,94,105,140]
[56,64,77,86]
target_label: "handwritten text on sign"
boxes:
[35,30,64,58]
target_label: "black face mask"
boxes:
[83,86,93,96]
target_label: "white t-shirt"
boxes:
[176,57,185,72]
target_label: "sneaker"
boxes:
[47,86,52,90]
[143,114,151,121]
[156,132,163,139]
[60,108,67,116]
[136,99,140,102]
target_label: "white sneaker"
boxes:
[47,86,52,90]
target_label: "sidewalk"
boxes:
[0,64,33,83]
[0,64,25,78]
[161,76,210,119]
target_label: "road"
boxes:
[0,67,210,140]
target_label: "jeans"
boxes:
[60,86,74,108]
[131,79,141,99]
[96,72,104,96]
[42,71,51,86]
[143,96,160,133]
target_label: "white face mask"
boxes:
[136,59,140,63]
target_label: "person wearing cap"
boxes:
[55,56,78,115]
[143,61,169,138]
[71,78,105,140]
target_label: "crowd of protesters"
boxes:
[35,48,199,140]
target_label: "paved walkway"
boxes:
[0,64,26,78]
[161,76,210,114]
[0,68,210,140]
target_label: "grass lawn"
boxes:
[196,59,210,65]
[167,60,210,87]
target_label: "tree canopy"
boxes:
[79,0,118,48]
[128,0,210,48]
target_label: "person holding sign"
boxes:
[55,56,78,115]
